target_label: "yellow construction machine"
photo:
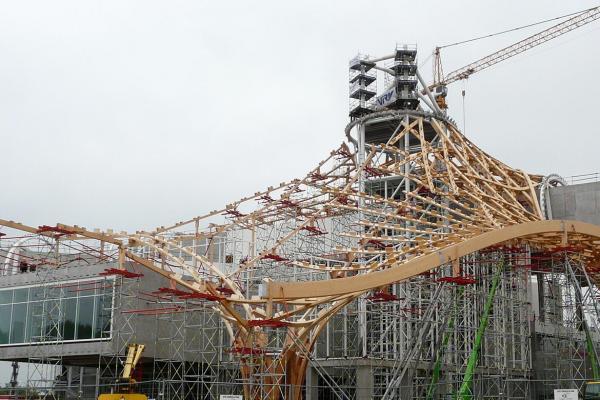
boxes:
[98,344,147,400]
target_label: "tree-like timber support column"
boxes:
[284,321,339,400]
[284,340,311,400]
[234,325,312,400]
[456,259,504,400]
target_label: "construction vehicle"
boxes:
[584,382,600,399]
[98,344,147,400]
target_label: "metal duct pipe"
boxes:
[416,69,442,114]
[539,173,567,219]
[417,91,437,112]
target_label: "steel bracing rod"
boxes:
[564,256,600,380]
[381,282,446,400]
[442,6,600,85]
[456,257,504,400]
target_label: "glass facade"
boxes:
[0,277,114,346]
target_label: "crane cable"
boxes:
[438,6,597,49]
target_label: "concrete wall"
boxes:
[549,181,600,225]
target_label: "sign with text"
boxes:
[219,396,243,400]
[374,86,397,109]
[553,389,578,400]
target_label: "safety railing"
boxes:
[564,172,599,185]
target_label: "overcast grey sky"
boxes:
[1,0,599,385]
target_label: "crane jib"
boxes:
[441,7,600,86]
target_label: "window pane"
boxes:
[0,290,13,304]
[0,279,111,344]
[94,294,112,338]
[0,304,10,344]
[29,286,44,301]
[28,301,43,342]
[77,297,94,340]
[10,303,27,343]
[63,298,77,340]
[13,288,28,303]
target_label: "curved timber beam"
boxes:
[267,220,600,300]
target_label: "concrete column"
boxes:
[66,366,73,399]
[356,365,373,400]
[78,366,84,398]
[304,365,319,400]
[94,366,100,400]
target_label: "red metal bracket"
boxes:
[99,268,144,279]
[301,226,327,236]
[37,225,75,236]
[222,209,246,218]
[367,291,399,302]
[247,319,288,328]
[436,276,477,285]
[262,253,289,262]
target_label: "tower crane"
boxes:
[431,6,600,109]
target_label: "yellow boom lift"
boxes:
[98,344,147,400]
